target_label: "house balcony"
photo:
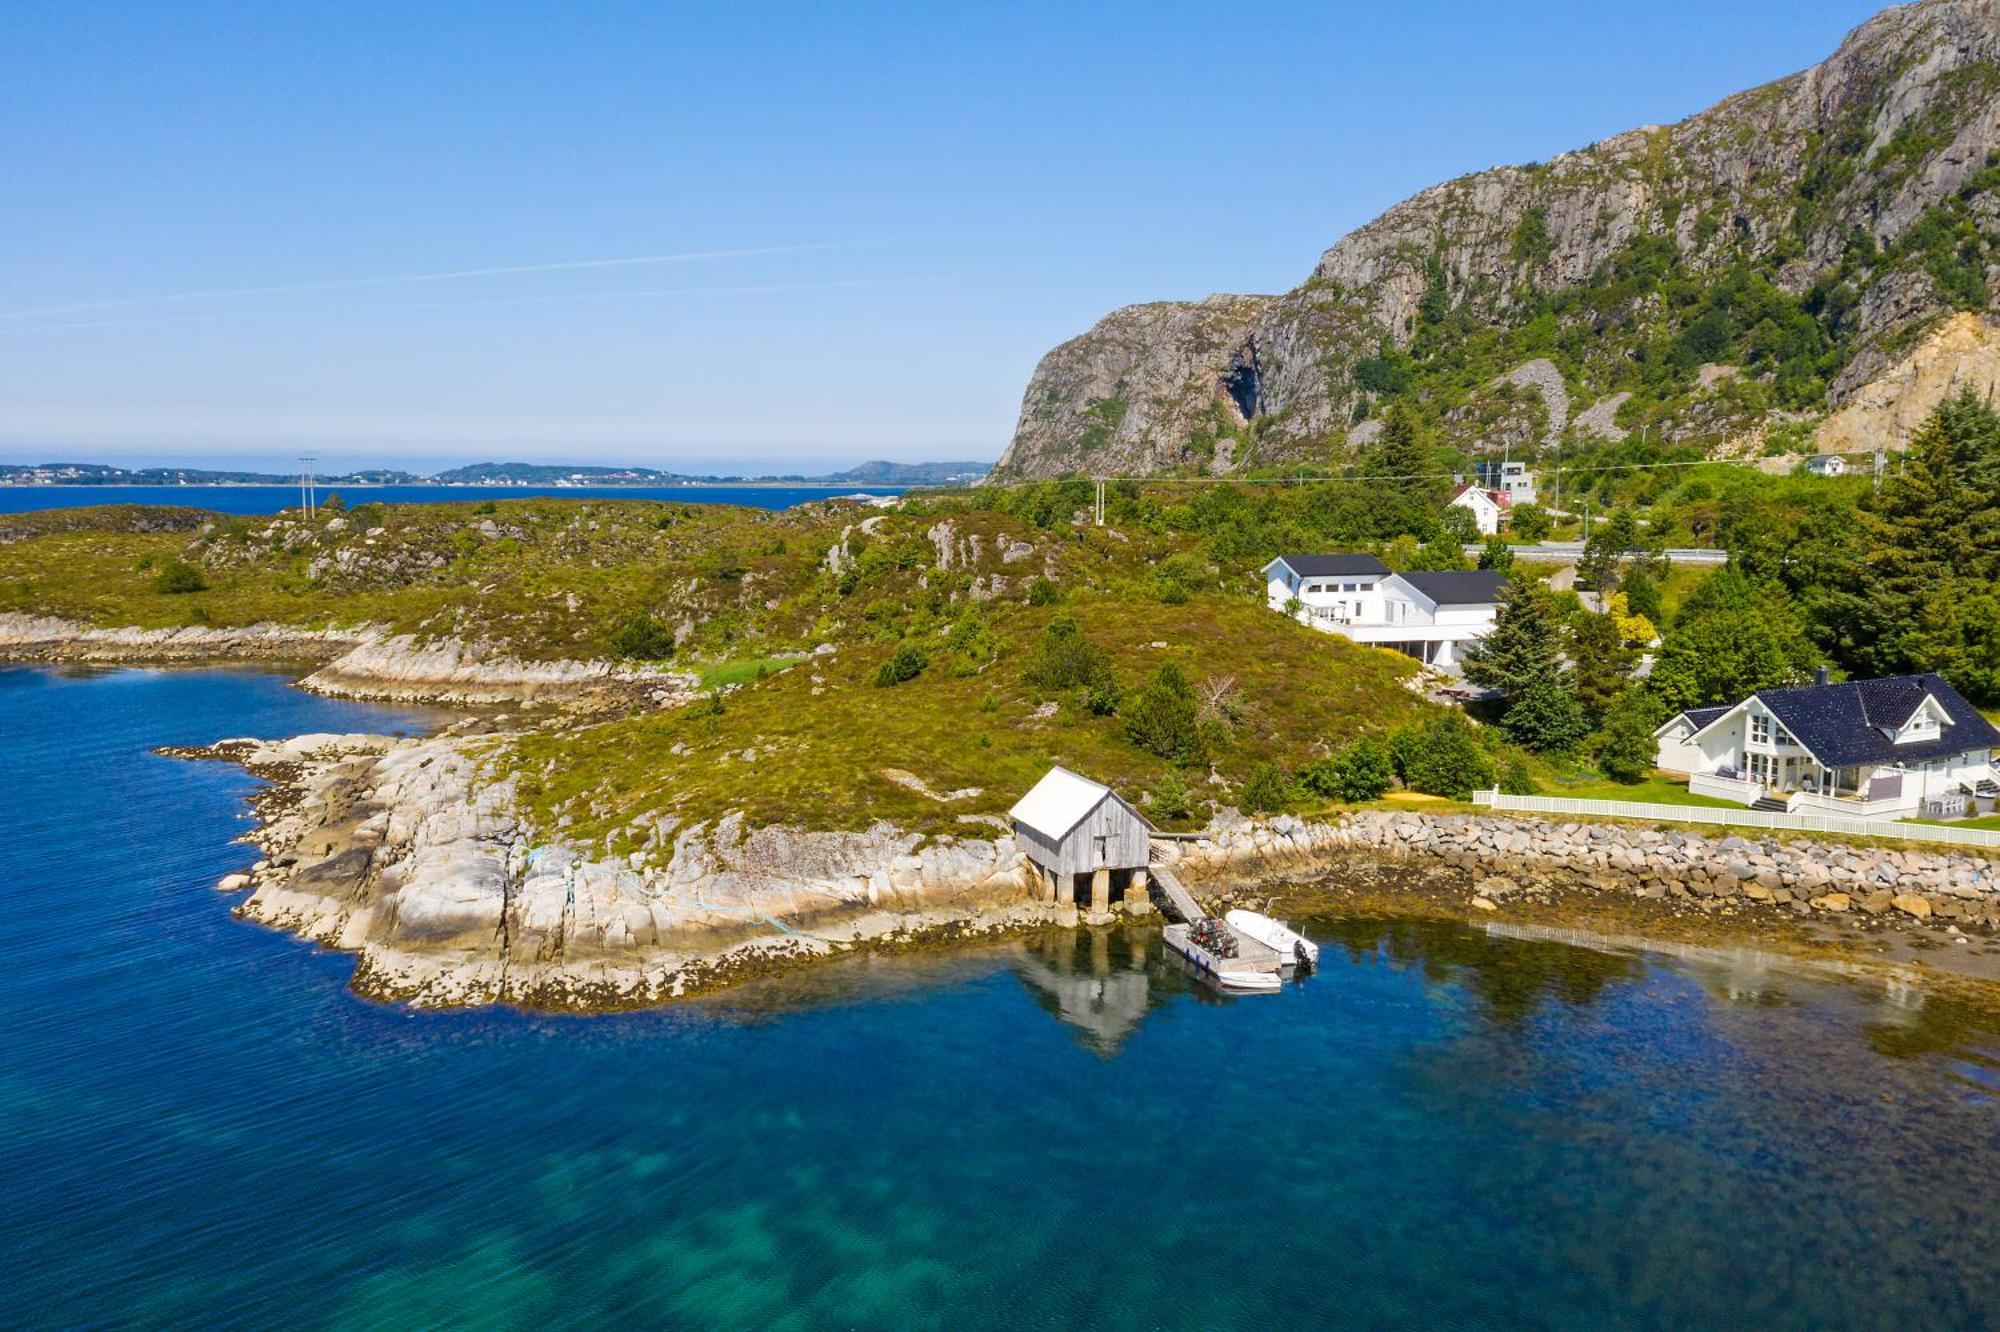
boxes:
[1695,762,1999,822]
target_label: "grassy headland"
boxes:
[0,491,1444,843]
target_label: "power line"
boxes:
[984,449,1890,491]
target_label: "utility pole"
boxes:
[299,456,317,518]
[1093,477,1105,526]
[1873,446,1885,493]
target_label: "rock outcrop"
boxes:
[1817,311,2000,453]
[206,732,1047,1009]
[0,612,698,706]
[998,0,2000,477]
[999,295,1273,477]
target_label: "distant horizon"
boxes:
[0,449,997,478]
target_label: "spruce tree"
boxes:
[1569,610,1636,727]
[1842,390,2000,696]
[1501,673,1590,753]
[1462,582,1565,696]
[1597,691,1665,783]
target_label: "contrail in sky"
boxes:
[0,243,864,321]
[0,277,928,335]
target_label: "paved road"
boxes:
[1463,541,1728,566]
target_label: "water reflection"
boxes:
[1319,915,1642,1026]
[1009,928,1169,1055]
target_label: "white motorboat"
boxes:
[1224,910,1320,969]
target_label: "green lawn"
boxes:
[1908,814,2000,832]
[696,654,803,689]
[1540,774,1744,809]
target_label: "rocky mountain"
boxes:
[997,0,2000,478]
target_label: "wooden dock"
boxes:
[1161,922,1285,990]
[1146,863,1206,923]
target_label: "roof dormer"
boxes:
[1887,694,1950,745]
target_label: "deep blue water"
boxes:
[0,483,904,515]
[5,665,2000,1329]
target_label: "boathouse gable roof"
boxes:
[1008,766,1151,841]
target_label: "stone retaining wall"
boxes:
[1165,809,2000,931]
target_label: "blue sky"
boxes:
[2,1,1884,474]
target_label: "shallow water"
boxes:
[0,483,902,515]
[4,665,1999,1329]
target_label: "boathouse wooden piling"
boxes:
[1008,766,1155,923]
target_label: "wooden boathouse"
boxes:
[1009,766,1155,920]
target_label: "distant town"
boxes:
[0,459,993,488]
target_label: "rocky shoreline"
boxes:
[0,612,698,708]
[169,726,2000,1011]
[23,618,1998,1009]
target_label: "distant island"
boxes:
[0,458,992,488]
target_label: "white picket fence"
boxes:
[1471,789,2000,852]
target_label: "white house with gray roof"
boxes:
[1654,670,2000,820]
[1262,553,1506,670]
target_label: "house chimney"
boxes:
[1814,665,1831,687]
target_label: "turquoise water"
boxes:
[4,665,2000,1329]
[0,483,903,515]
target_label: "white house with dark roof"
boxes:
[1447,482,1509,535]
[1654,670,2000,820]
[1262,553,1506,670]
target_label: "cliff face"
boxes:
[997,0,2000,478]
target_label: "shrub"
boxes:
[1497,753,1537,795]
[875,643,929,688]
[1478,536,1515,573]
[1123,663,1205,765]
[1390,713,1495,799]
[1151,771,1194,821]
[1509,503,1552,541]
[608,613,676,660]
[1027,577,1061,606]
[153,558,207,595]
[1241,762,1293,813]
[1025,616,1113,693]
[945,613,998,674]
[1299,736,1394,802]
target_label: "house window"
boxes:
[1749,714,1771,746]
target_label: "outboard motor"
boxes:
[1294,940,1314,975]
